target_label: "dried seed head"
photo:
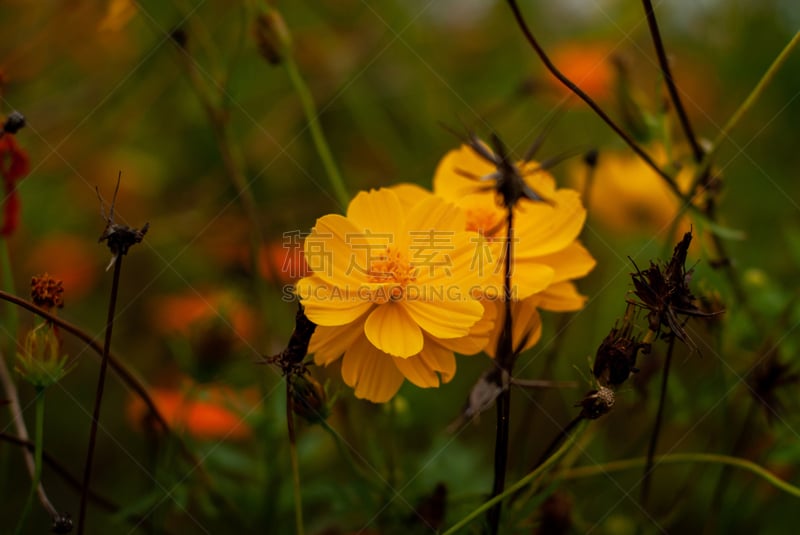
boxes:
[577,386,615,420]
[628,230,722,351]
[593,325,647,387]
[31,273,65,311]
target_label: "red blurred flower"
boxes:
[0,134,30,237]
[126,381,257,441]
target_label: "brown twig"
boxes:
[641,0,704,163]
[77,255,124,534]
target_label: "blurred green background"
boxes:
[1,0,799,533]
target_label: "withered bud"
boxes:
[254,8,292,65]
[576,386,615,420]
[289,372,328,424]
[3,111,25,134]
[31,273,65,311]
[100,222,149,260]
[593,326,647,387]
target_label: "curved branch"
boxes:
[641,0,704,163]
[505,0,684,200]
[0,290,169,433]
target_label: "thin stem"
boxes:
[641,335,676,506]
[0,240,18,356]
[505,0,684,201]
[284,56,350,210]
[286,382,305,535]
[486,206,515,534]
[641,0,704,163]
[0,352,58,518]
[556,453,800,499]
[691,30,800,193]
[78,256,123,535]
[443,420,588,535]
[13,386,45,535]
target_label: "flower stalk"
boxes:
[77,254,123,535]
[13,386,45,535]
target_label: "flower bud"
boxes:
[289,372,328,424]
[15,325,72,389]
[254,7,292,65]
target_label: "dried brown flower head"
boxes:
[628,230,721,350]
[30,273,64,311]
[593,311,650,387]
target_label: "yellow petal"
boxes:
[514,189,587,257]
[304,214,369,287]
[297,276,374,326]
[390,183,433,210]
[534,241,596,284]
[346,189,405,236]
[417,231,489,290]
[403,298,483,340]
[405,194,466,235]
[419,340,457,383]
[485,298,543,357]
[364,303,423,357]
[509,260,555,300]
[392,353,440,388]
[341,335,405,403]
[433,144,496,201]
[436,300,496,355]
[310,321,366,365]
[534,281,588,312]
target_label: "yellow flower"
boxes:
[574,144,695,237]
[433,143,595,354]
[296,188,491,402]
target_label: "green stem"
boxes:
[556,453,800,499]
[691,30,800,193]
[286,382,305,535]
[14,386,45,535]
[284,56,350,210]
[641,334,676,506]
[0,239,18,354]
[443,420,587,535]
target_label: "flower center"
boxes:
[465,207,505,241]
[366,247,416,303]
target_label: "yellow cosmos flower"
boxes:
[432,143,595,356]
[573,144,695,238]
[296,188,491,402]
[433,144,596,302]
